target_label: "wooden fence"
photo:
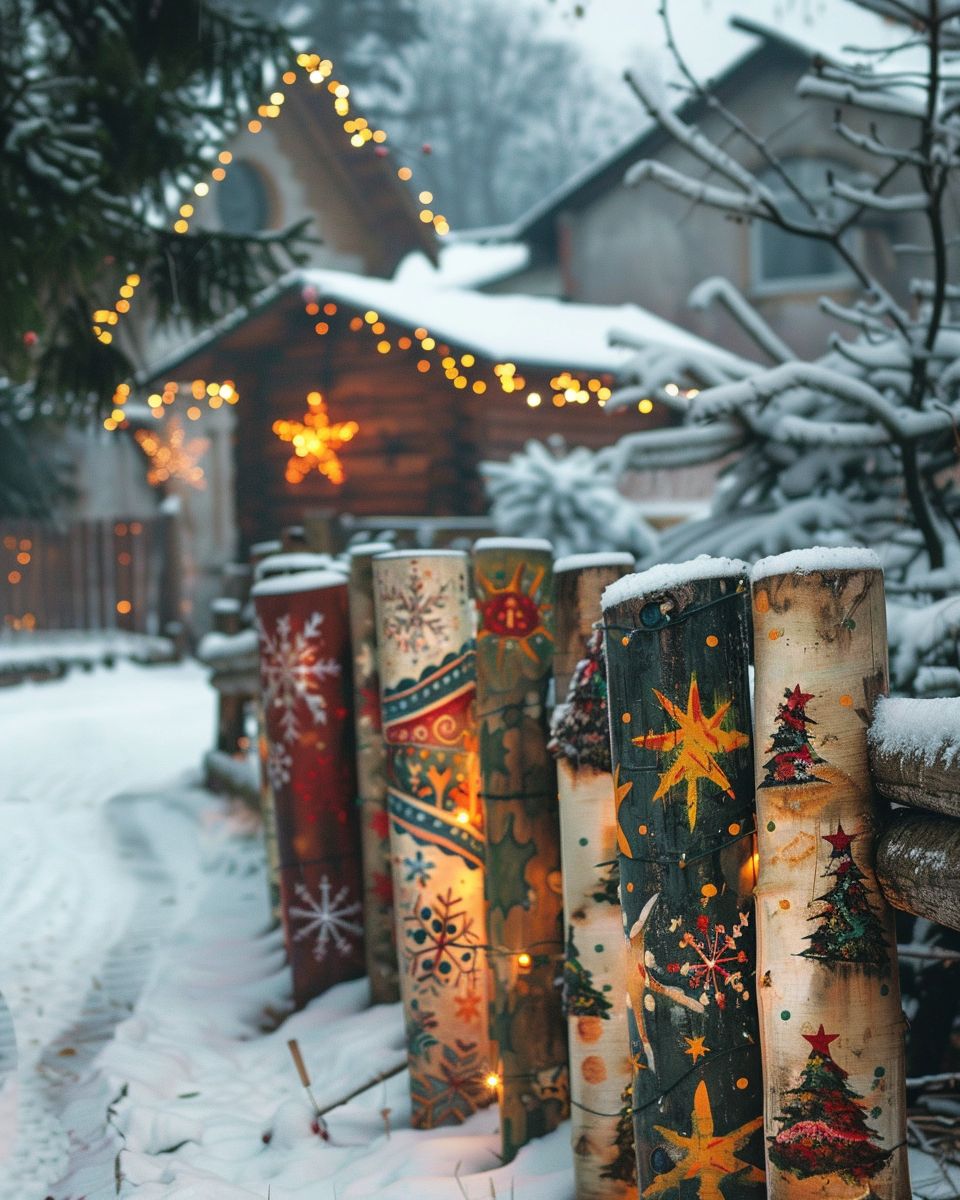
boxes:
[0,516,163,634]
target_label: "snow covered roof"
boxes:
[143,266,743,383]
[394,242,531,291]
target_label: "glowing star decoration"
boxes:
[273,391,359,486]
[643,1079,764,1200]
[632,675,749,830]
[133,415,209,488]
[476,560,553,673]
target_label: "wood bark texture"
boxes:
[752,560,909,1198]
[602,562,765,1200]
[256,699,282,923]
[253,575,365,1008]
[373,551,491,1129]
[474,539,568,1163]
[348,545,400,1004]
[876,809,960,932]
[869,743,960,821]
[552,557,637,1199]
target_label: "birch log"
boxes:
[868,696,960,820]
[601,558,765,1200]
[751,548,909,1199]
[252,569,365,1007]
[250,538,283,923]
[473,537,568,1163]
[348,543,400,1005]
[876,810,960,933]
[373,550,490,1129]
[551,552,637,1198]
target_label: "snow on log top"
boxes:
[196,628,259,665]
[347,541,395,558]
[210,597,241,613]
[752,546,881,583]
[373,549,468,561]
[251,569,347,598]
[601,555,749,610]
[869,695,960,766]
[473,537,553,553]
[554,551,635,574]
[249,540,282,556]
[254,553,343,580]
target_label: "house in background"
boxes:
[141,265,741,553]
[459,24,931,366]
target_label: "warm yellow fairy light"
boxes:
[456,809,470,824]
[526,393,542,407]
[517,952,532,969]
[638,398,654,413]
[485,1073,501,1090]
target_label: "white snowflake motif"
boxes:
[289,877,363,962]
[266,742,292,793]
[257,611,342,743]
[380,564,451,663]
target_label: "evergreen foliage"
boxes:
[562,925,612,1019]
[0,0,311,513]
[600,1083,637,1185]
[760,684,826,787]
[802,824,890,971]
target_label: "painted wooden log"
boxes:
[551,552,637,1199]
[252,569,365,1007]
[601,558,765,1200]
[876,809,960,932]
[473,536,568,1162]
[372,550,490,1128]
[751,548,909,1199]
[211,598,247,754]
[868,695,960,820]
[347,542,400,1005]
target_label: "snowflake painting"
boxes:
[289,876,363,962]
[257,611,341,744]
[405,888,481,989]
[409,1040,488,1129]
[403,849,435,886]
[666,911,750,1010]
[266,742,292,793]
[379,563,451,664]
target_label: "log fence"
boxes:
[188,530,960,1193]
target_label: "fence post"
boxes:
[551,552,636,1197]
[751,548,909,1199]
[601,558,764,1199]
[472,537,567,1162]
[347,542,400,1005]
[373,549,491,1128]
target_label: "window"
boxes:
[753,158,856,291]
[216,160,270,234]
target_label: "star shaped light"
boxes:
[632,675,750,830]
[273,390,359,485]
[134,414,209,488]
[643,1079,764,1199]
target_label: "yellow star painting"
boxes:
[632,675,749,830]
[683,1035,709,1063]
[613,764,634,859]
[643,1079,764,1200]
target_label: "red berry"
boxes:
[22,331,37,347]
[374,146,388,158]
[261,1130,272,1144]
[421,142,432,155]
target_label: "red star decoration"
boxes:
[823,822,856,854]
[785,684,815,711]
[803,1024,839,1057]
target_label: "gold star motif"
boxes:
[613,764,634,859]
[632,675,749,830]
[273,391,359,486]
[683,1035,710,1063]
[643,1079,764,1199]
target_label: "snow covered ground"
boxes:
[0,661,956,1198]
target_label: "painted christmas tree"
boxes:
[768,1025,891,1185]
[760,684,826,786]
[563,926,612,1018]
[801,823,889,971]
[599,1083,637,1184]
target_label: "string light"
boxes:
[485,1072,501,1090]
[273,390,359,486]
[516,952,533,970]
[103,380,238,431]
[3,536,35,629]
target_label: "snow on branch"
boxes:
[624,160,767,218]
[797,74,927,118]
[688,277,794,363]
[610,422,746,472]
[832,180,929,212]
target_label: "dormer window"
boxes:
[217,160,271,234]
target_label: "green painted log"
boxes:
[551,552,637,1199]
[601,558,765,1200]
[473,537,568,1163]
[348,543,400,1005]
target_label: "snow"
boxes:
[346,541,395,559]
[752,546,882,583]
[211,598,241,614]
[250,570,348,599]
[393,242,530,290]
[472,536,553,553]
[601,555,749,610]
[196,628,259,666]
[869,696,960,766]
[250,540,283,557]
[143,266,746,384]
[553,551,635,574]
[374,549,467,560]
[0,630,174,672]
[255,553,342,581]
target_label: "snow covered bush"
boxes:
[481,436,658,560]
